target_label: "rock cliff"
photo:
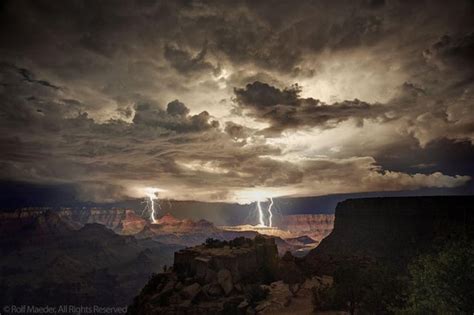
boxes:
[305,196,474,273]
[173,236,279,284]
[128,235,281,314]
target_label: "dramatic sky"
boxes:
[0,0,473,203]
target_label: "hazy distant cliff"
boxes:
[0,207,147,234]
[279,214,334,241]
[305,196,474,272]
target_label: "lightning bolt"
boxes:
[257,200,265,227]
[255,197,274,227]
[143,187,160,224]
[267,197,274,227]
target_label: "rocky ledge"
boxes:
[127,235,287,314]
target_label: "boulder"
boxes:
[204,283,223,297]
[181,282,201,300]
[175,281,183,291]
[238,300,249,310]
[204,268,217,283]
[255,301,270,312]
[217,268,233,295]
[234,283,243,292]
[160,279,176,295]
[179,300,191,308]
[246,307,256,315]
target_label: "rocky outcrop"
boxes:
[173,235,279,284]
[305,196,474,274]
[128,235,280,314]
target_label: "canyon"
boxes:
[0,210,183,307]
[128,196,474,314]
[0,207,332,308]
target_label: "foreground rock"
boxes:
[128,235,282,314]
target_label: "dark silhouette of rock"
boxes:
[304,196,474,274]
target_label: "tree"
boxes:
[312,260,405,314]
[403,240,474,314]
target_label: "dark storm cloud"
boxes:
[0,0,473,202]
[0,0,472,73]
[234,81,386,133]
[374,139,474,177]
[16,66,60,90]
[423,33,474,75]
[133,99,219,133]
[164,43,220,75]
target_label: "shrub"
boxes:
[400,240,474,314]
[311,261,405,314]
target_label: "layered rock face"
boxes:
[0,207,147,234]
[279,214,334,241]
[305,196,474,273]
[64,208,135,231]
